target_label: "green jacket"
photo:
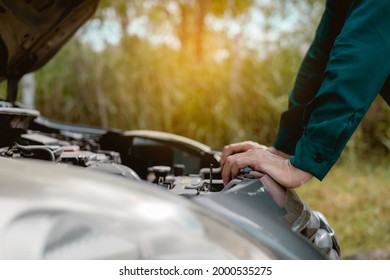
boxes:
[273,0,390,180]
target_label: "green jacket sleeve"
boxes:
[273,0,350,155]
[274,0,390,180]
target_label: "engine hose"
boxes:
[15,143,58,162]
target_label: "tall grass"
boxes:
[297,156,390,257]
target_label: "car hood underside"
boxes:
[0,0,99,102]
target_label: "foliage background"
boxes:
[1,0,389,258]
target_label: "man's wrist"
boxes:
[267,146,291,159]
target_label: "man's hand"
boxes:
[220,141,268,170]
[220,141,313,188]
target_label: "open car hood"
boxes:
[0,0,99,102]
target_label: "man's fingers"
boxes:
[222,154,245,185]
[220,141,266,169]
[220,143,248,169]
[222,154,238,185]
[222,149,260,185]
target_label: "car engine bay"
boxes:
[0,100,341,259]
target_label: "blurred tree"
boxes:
[96,0,254,61]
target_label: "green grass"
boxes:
[296,155,390,258]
